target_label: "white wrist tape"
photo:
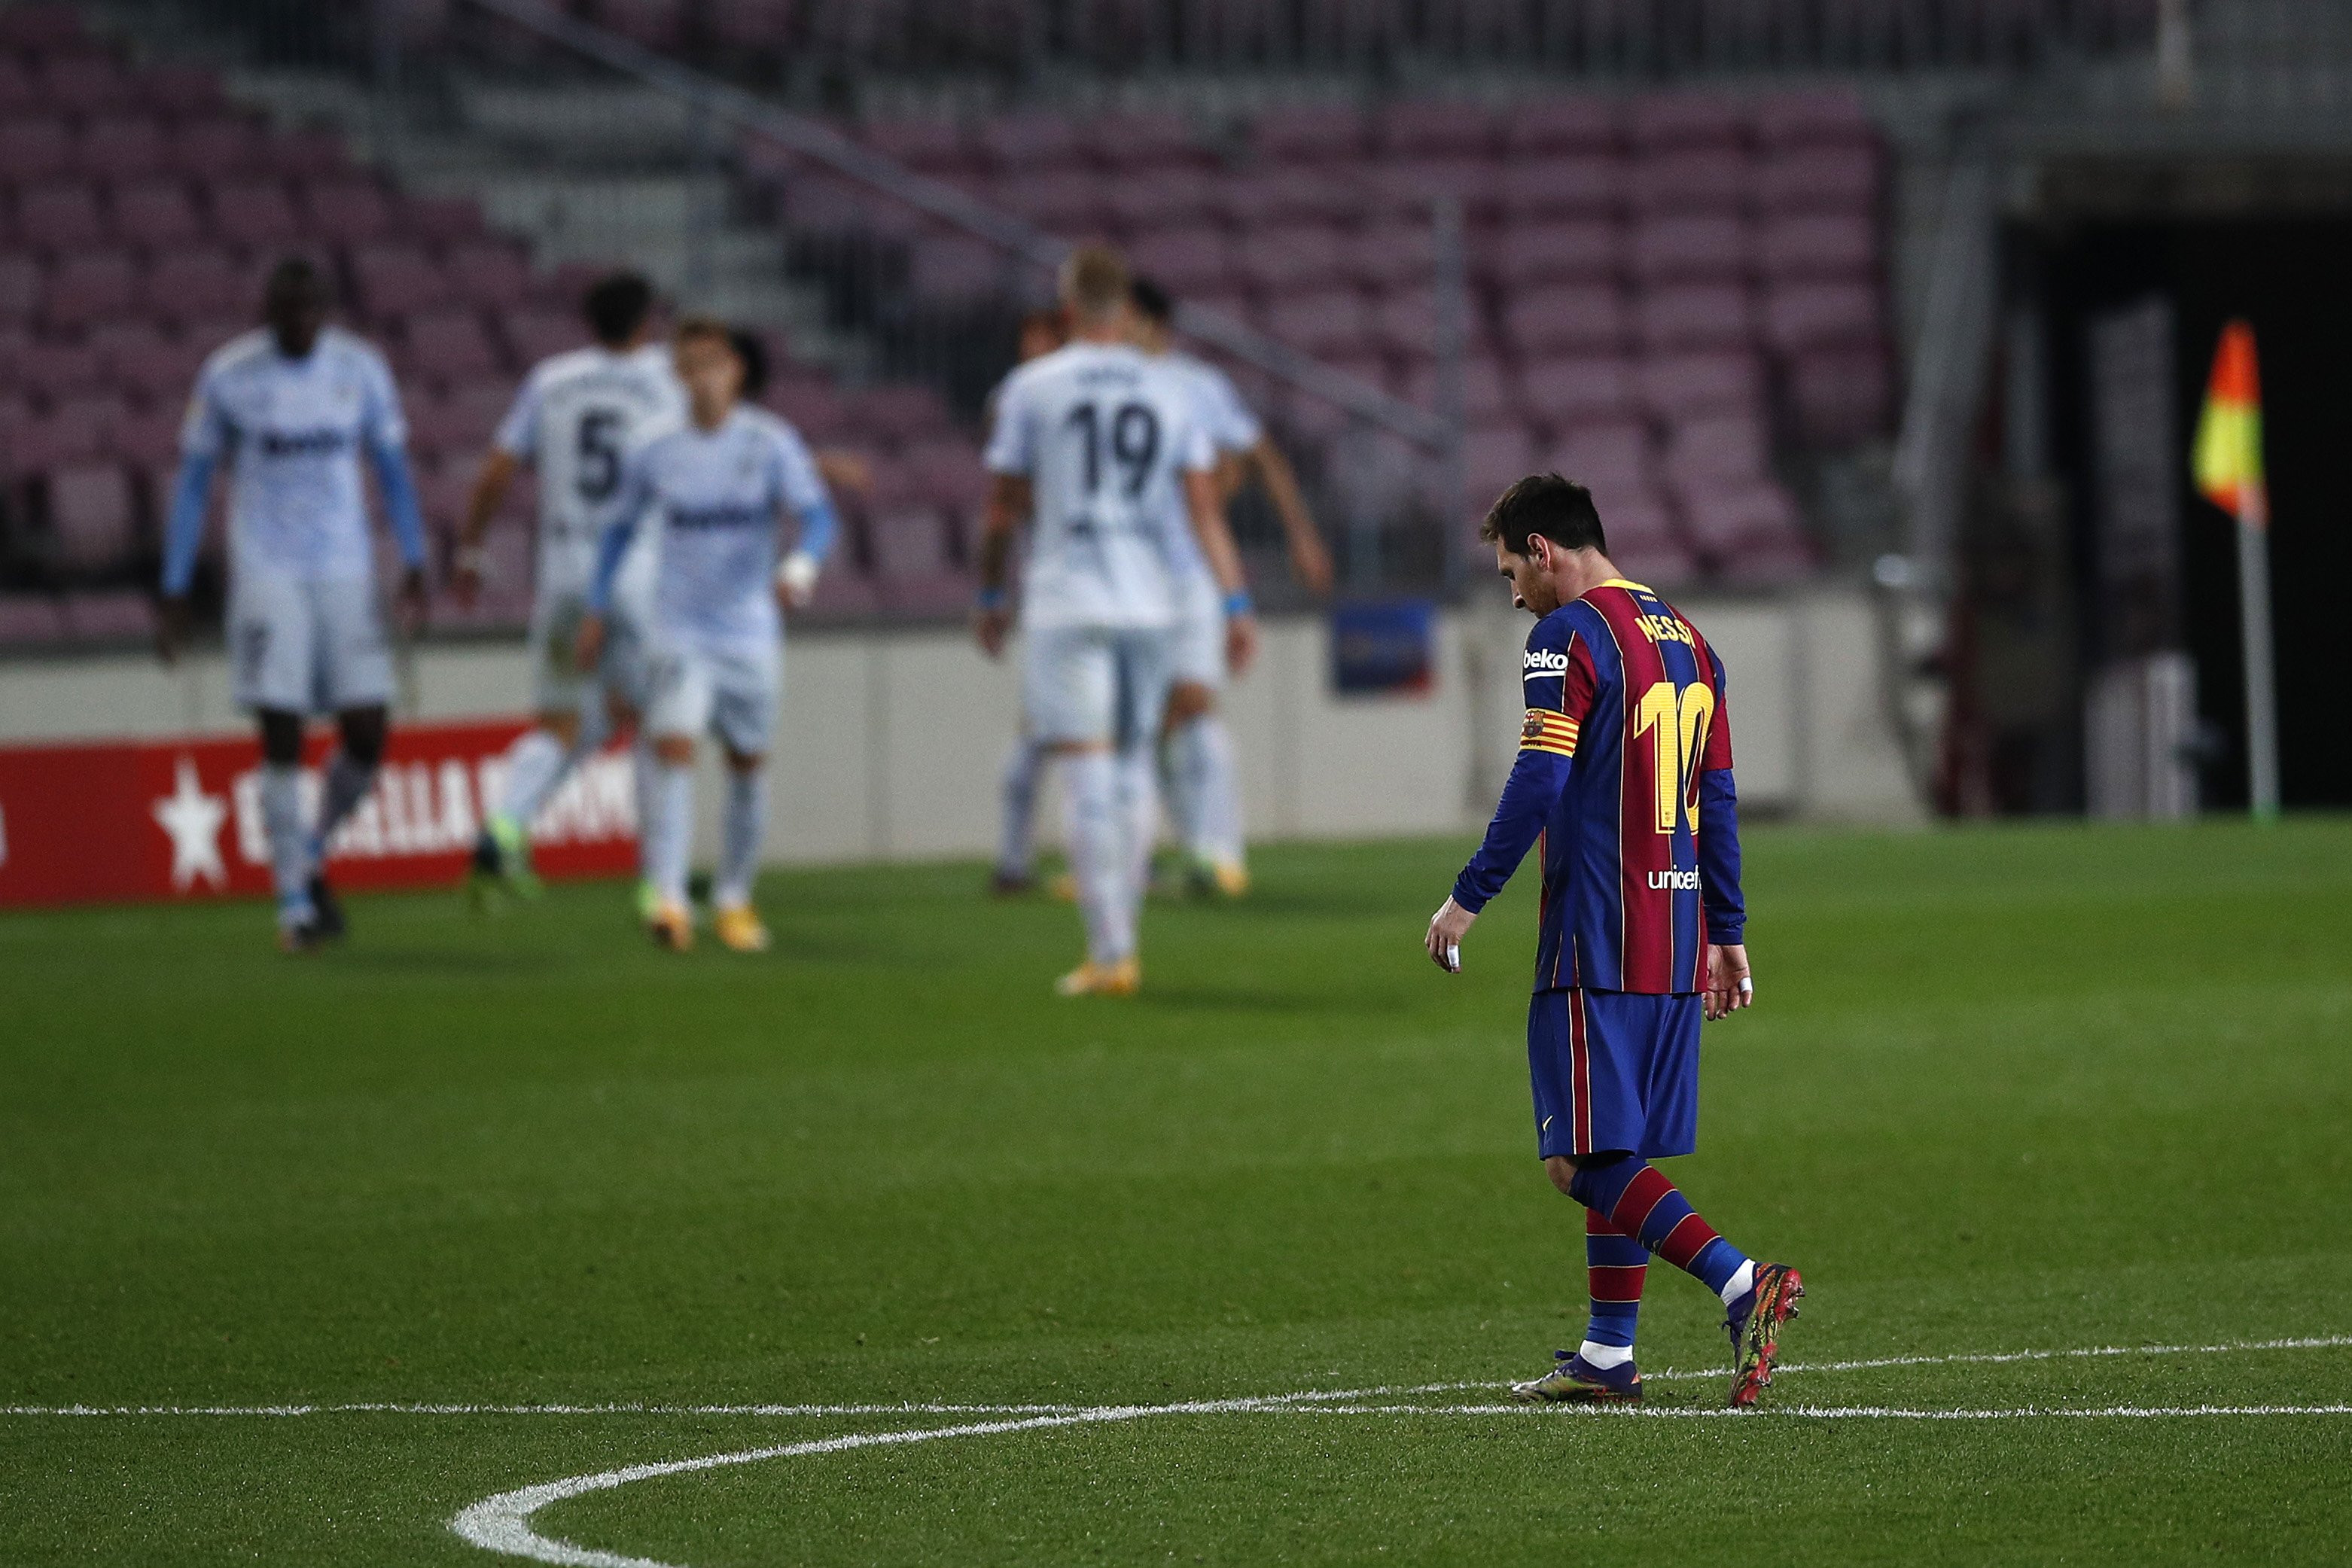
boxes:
[778,550,819,598]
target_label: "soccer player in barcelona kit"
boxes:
[157,257,431,951]
[1424,473,1803,1408]
[974,247,1256,996]
[574,318,840,953]
[454,272,685,912]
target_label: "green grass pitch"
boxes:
[4,821,2350,1565]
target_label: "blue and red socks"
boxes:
[1579,1207,1647,1369]
[1568,1155,1754,1306]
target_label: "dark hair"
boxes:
[1129,276,1174,325]
[1479,473,1607,557]
[583,271,654,347]
[727,327,769,400]
[264,254,328,305]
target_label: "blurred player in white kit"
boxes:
[574,319,840,953]
[973,246,1254,996]
[453,271,684,916]
[156,257,430,951]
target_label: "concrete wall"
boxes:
[0,589,1921,863]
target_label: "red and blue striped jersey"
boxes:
[1452,579,1744,995]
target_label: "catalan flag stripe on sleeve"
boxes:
[1522,708,1580,757]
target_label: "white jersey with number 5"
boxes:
[493,343,685,601]
[983,340,1216,632]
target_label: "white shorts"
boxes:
[528,589,651,716]
[229,576,395,715]
[1167,568,1226,692]
[645,635,780,757]
[1022,624,1175,750]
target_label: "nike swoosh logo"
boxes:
[1541,1116,1553,1131]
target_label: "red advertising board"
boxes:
[0,719,638,908]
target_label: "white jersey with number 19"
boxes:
[493,343,685,602]
[983,340,1217,632]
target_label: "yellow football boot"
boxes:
[1054,956,1141,997]
[646,898,694,953]
[1210,860,1251,898]
[713,903,771,954]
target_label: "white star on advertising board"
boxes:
[152,757,228,891]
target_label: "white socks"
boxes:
[1720,1259,1757,1308]
[1115,741,1160,903]
[715,769,765,910]
[997,735,1042,880]
[630,738,657,883]
[260,762,310,921]
[1164,714,1243,868]
[644,761,696,908]
[1059,749,1130,964]
[1578,1341,1635,1369]
[496,728,573,829]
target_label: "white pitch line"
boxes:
[11,1332,2347,1419]
[448,1334,2352,1568]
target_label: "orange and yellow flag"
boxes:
[2192,319,2267,528]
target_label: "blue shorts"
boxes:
[1528,988,1702,1161]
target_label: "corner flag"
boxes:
[2193,319,2280,819]
[2194,320,2267,527]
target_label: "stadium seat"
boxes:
[1380,100,1495,160]
[1628,149,1749,216]
[1627,93,1746,152]
[1759,212,1875,279]
[41,461,139,576]
[1236,224,1345,293]
[1127,228,1238,295]
[75,114,164,184]
[0,117,75,185]
[1518,355,1636,432]
[1786,345,1893,445]
[108,178,203,250]
[707,0,798,51]
[0,251,36,323]
[1628,215,1752,285]
[1366,285,1444,359]
[858,118,977,178]
[41,54,136,115]
[1547,419,1657,519]
[15,334,103,400]
[1497,155,1624,224]
[146,247,254,325]
[800,560,879,621]
[0,592,67,644]
[1366,157,1500,224]
[0,59,32,117]
[446,239,532,309]
[1216,169,1358,228]
[1253,103,1366,164]
[1636,284,1753,353]
[111,403,181,480]
[1265,288,1374,358]
[1751,90,1877,152]
[14,181,105,251]
[206,178,303,251]
[593,0,687,49]
[1091,109,1208,171]
[137,62,227,120]
[1599,487,1698,586]
[300,178,395,246]
[0,1,91,50]
[1501,97,1621,157]
[42,248,137,329]
[1662,410,1771,489]
[897,434,988,514]
[1344,221,1439,292]
[499,307,583,368]
[1761,279,1880,352]
[1400,354,1514,425]
[163,117,262,182]
[401,308,501,385]
[906,233,1004,306]
[979,111,1088,173]
[996,169,1110,237]
[267,127,353,183]
[401,193,487,246]
[842,382,953,446]
[1103,166,1221,233]
[1635,352,1763,422]
[1756,145,1880,214]
[347,243,451,323]
[1502,283,1628,358]
[763,379,852,445]
[1464,421,1540,501]
[1679,480,1814,579]
[1485,218,1622,290]
[59,587,153,639]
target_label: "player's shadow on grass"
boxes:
[322,948,568,976]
